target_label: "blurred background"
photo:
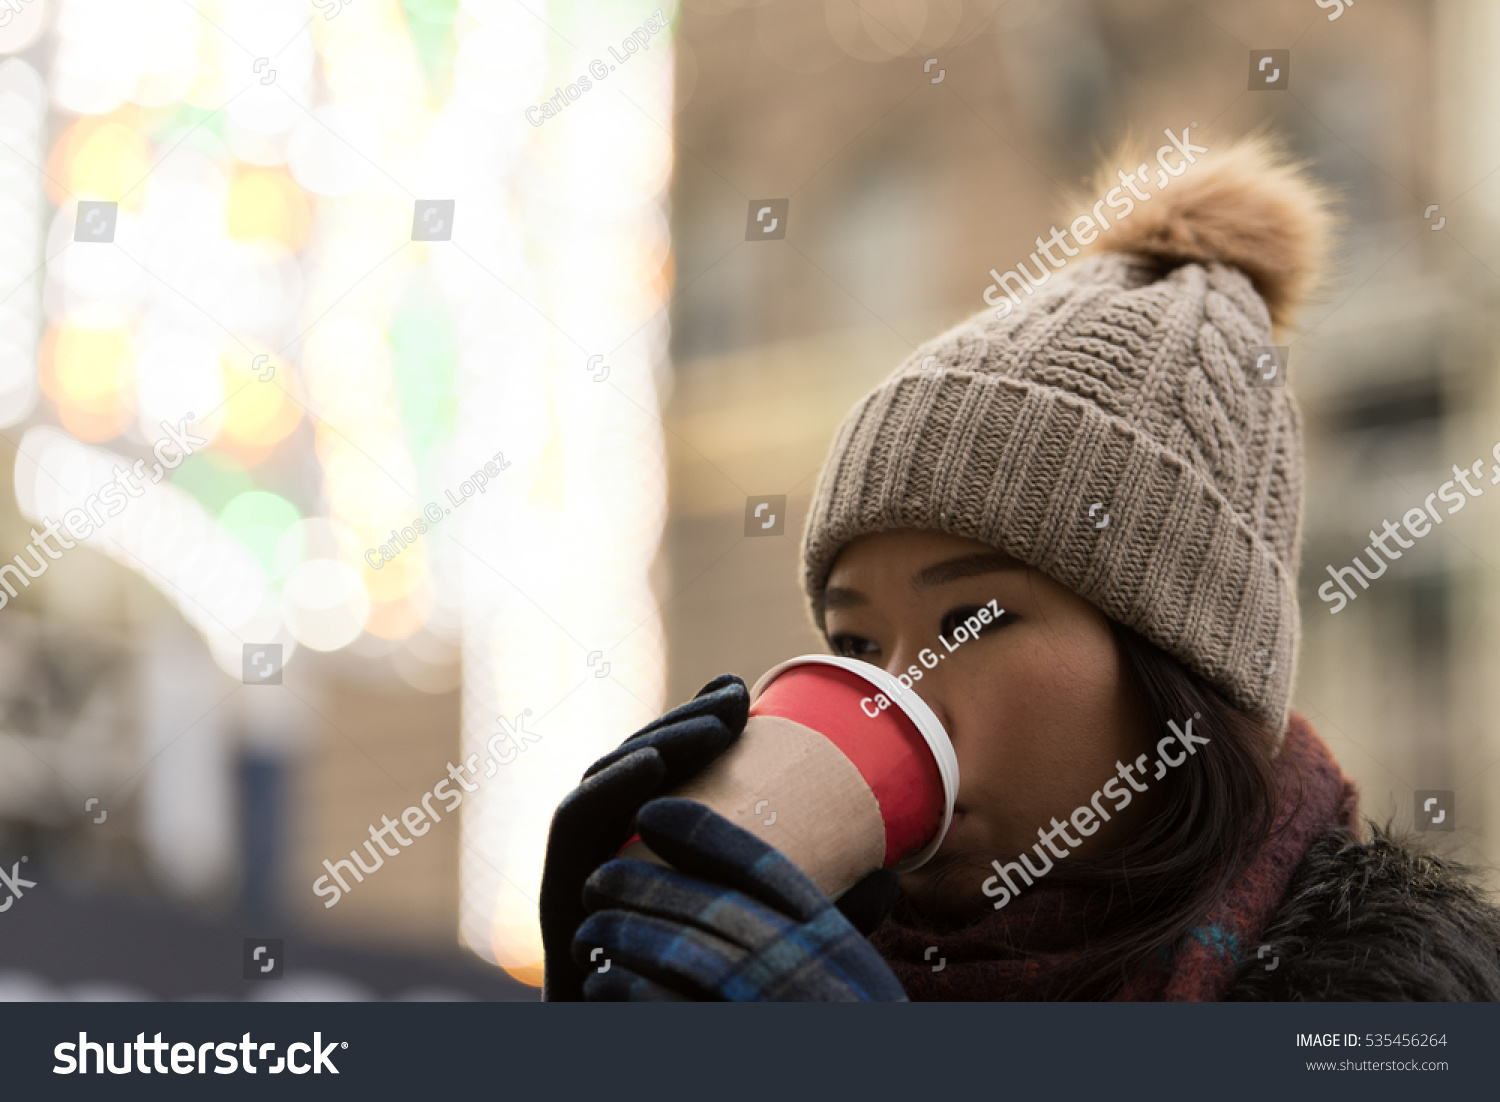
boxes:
[0,0,1497,1000]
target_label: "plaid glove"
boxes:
[574,798,908,1001]
[540,674,749,1001]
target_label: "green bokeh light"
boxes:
[171,452,255,514]
[403,0,459,97]
[219,491,303,579]
[391,273,458,475]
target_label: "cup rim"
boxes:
[749,654,959,872]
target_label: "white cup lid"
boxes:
[749,654,959,873]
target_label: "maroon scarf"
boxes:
[870,713,1360,1000]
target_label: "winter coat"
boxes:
[1227,825,1500,1000]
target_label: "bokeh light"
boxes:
[40,324,136,441]
[45,113,150,207]
[13,0,676,989]
[283,558,370,652]
[0,57,46,428]
[226,166,312,251]
[215,348,302,462]
[219,491,302,577]
[443,2,672,986]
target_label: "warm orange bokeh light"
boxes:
[46,110,150,208]
[39,324,136,442]
[213,349,303,464]
[501,961,544,988]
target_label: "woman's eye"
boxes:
[829,633,880,660]
[940,606,1013,639]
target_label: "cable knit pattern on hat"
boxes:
[800,137,1335,733]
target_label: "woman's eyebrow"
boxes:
[820,586,867,611]
[912,552,1023,589]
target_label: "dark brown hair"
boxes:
[1041,620,1288,997]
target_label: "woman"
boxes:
[539,137,1500,1001]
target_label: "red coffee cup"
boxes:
[621,656,958,899]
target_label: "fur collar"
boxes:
[1228,825,1500,1000]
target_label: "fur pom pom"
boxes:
[1076,132,1337,332]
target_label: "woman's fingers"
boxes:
[540,675,748,1002]
[634,798,832,924]
[539,747,666,1000]
[583,713,737,787]
[548,747,664,853]
[581,960,693,1001]
[583,857,798,954]
[575,908,748,1001]
[584,675,748,780]
[577,894,905,1002]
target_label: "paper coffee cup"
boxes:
[620,656,958,899]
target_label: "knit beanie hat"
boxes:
[800,135,1335,733]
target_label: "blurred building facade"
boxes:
[662,0,1500,890]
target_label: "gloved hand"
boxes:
[540,674,749,1001]
[573,798,908,1001]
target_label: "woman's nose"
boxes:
[885,649,956,743]
[920,695,957,744]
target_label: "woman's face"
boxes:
[821,529,1159,920]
